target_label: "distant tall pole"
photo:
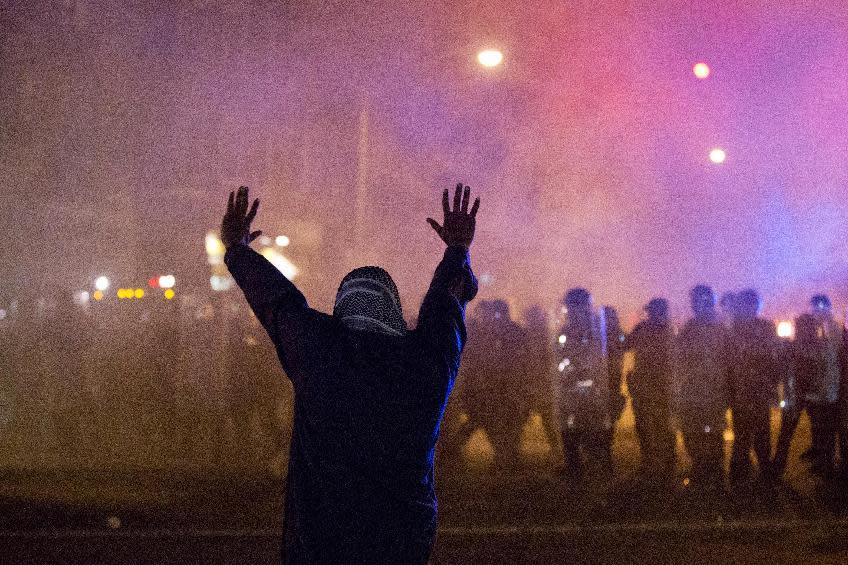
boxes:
[352,100,370,266]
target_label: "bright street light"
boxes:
[477,49,503,68]
[158,275,176,289]
[693,62,710,79]
[777,320,795,339]
[95,276,110,291]
[709,148,726,164]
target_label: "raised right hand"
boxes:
[426,183,480,249]
[221,186,262,249]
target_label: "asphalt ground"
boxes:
[2,410,847,563]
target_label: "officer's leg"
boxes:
[771,405,801,477]
[450,413,479,452]
[538,402,562,458]
[680,413,702,483]
[561,427,581,478]
[819,403,838,475]
[730,404,752,484]
[752,401,772,476]
[705,416,726,490]
[808,403,825,466]
[632,399,652,470]
[509,413,528,468]
[486,416,510,470]
[597,425,614,474]
[658,412,677,480]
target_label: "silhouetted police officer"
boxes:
[459,300,530,470]
[675,285,732,490]
[801,295,844,476]
[728,289,779,484]
[624,298,675,480]
[770,312,818,479]
[554,288,612,480]
[522,304,561,458]
[604,306,627,458]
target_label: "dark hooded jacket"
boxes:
[225,243,478,564]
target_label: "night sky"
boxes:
[2,0,846,323]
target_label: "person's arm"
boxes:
[418,184,480,366]
[225,244,307,331]
[221,186,308,333]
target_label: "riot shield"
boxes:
[553,306,610,431]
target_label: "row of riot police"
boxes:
[626,287,847,488]
[439,293,627,477]
[0,290,291,473]
[442,287,847,488]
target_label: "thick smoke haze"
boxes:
[2,0,846,323]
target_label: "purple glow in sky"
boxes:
[2,0,846,323]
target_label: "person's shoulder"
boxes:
[285,308,337,335]
[303,308,333,322]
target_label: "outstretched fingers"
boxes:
[453,183,462,213]
[236,186,249,216]
[245,198,260,225]
[227,191,235,214]
[461,185,471,213]
[442,188,450,216]
[470,197,480,218]
[426,218,443,238]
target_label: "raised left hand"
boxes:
[221,186,262,248]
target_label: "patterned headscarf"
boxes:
[333,266,407,336]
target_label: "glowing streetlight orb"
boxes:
[477,49,503,68]
[693,62,710,79]
[95,276,110,291]
[777,320,795,339]
[158,275,176,289]
[709,148,726,164]
[275,235,290,247]
[93,290,104,301]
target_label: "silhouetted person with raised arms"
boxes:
[222,184,480,564]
